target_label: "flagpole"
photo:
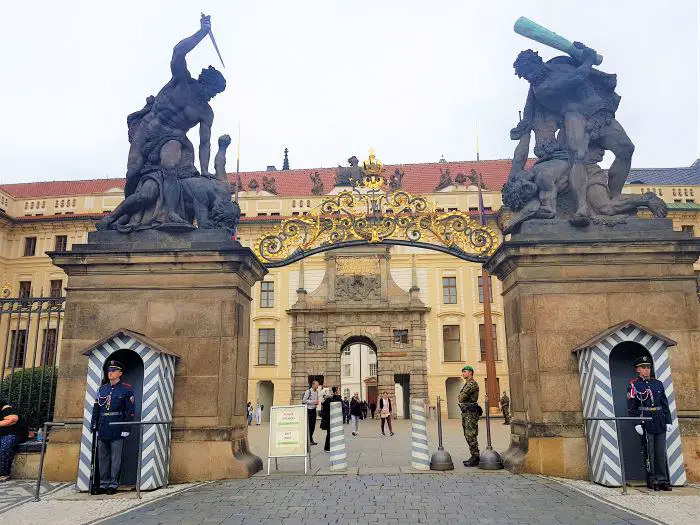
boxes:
[476,171,503,469]
[476,121,480,162]
[235,122,241,204]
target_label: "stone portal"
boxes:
[288,246,429,408]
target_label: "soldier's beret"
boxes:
[462,365,474,372]
[106,360,125,371]
[632,356,652,368]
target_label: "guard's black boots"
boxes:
[463,456,480,467]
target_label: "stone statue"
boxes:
[262,175,277,194]
[511,41,634,225]
[499,131,666,234]
[389,168,404,191]
[454,172,467,185]
[181,135,240,233]
[97,16,229,233]
[335,156,362,186]
[248,179,259,192]
[435,168,452,191]
[310,171,325,195]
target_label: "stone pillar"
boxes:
[44,229,267,482]
[485,219,700,481]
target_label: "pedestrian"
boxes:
[370,401,376,419]
[90,360,135,494]
[247,402,253,426]
[350,393,363,436]
[302,380,320,445]
[378,391,394,436]
[254,401,262,425]
[500,391,511,424]
[459,365,481,467]
[321,386,342,452]
[342,397,350,424]
[0,398,29,482]
[361,400,368,420]
[627,355,673,491]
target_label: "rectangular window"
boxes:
[260,281,274,308]
[42,328,58,366]
[343,347,351,356]
[18,281,32,298]
[11,330,27,368]
[369,362,377,376]
[478,275,494,303]
[50,279,63,298]
[258,328,275,365]
[24,237,37,256]
[479,323,499,361]
[54,235,68,251]
[393,329,409,344]
[681,225,695,235]
[442,276,457,304]
[442,325,461,362]
[309,330,325,347]
[343,363,351,377]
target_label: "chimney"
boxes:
[266,166,277,171]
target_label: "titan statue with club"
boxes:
[509,18,636,227]
[97,15,235,233]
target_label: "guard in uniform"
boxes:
[500,391,511,425]
[626,355,672,491]
[90,360,135,495]
[458,365,481,467]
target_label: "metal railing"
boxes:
[583,416,651,494]
[110,420,173,499]
[0,296,64,430]
[34,420,83,501]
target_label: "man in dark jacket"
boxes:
[321,387,342,452]
[90,360,135,494]
[627,355,673,491]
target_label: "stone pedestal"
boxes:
[485,219,700,481]
[44,229,267,482]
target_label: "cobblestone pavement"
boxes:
[95,473,655,525]
[0,479,70,514]
[249,418,511,473]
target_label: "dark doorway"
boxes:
[609,341,651,484]
[394,374,410,419]
[103,349,144,487]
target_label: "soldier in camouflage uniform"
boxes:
[458,365,481,467]
[500,391,511,424]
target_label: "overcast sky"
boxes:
[1,1,698,184]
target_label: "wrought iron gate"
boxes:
[0,296,64,430]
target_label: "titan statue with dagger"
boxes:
[506,17,639,228]
[97,15,238,233]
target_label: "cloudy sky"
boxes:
[1,1,698,184]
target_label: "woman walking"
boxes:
[0,398,28,481]
[350,393,363,436]
[254,401,262,425]
[246,402,253,426]
[321,386,342,452]
[379,392,394,436]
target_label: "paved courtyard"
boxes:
[248,417,511,473]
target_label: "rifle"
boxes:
[88,428,99,494]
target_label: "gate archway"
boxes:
[252,152,499,268]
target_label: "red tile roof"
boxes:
[0,159,525,199]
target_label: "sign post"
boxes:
[267,405,309,475]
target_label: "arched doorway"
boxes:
[609,341,652,483]
[104,348,144,486]
[340,336,378,406]
[445,377,463,419]
[256,380,274,423]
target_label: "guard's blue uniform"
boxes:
[627,375,671,487]
[91,381,135,439]
[90,379,135,491]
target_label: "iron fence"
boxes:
[0,296,64,430]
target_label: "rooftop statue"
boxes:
[97,16,239,235]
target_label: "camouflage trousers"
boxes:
[502,405,510,423]
[461,412,479,457]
